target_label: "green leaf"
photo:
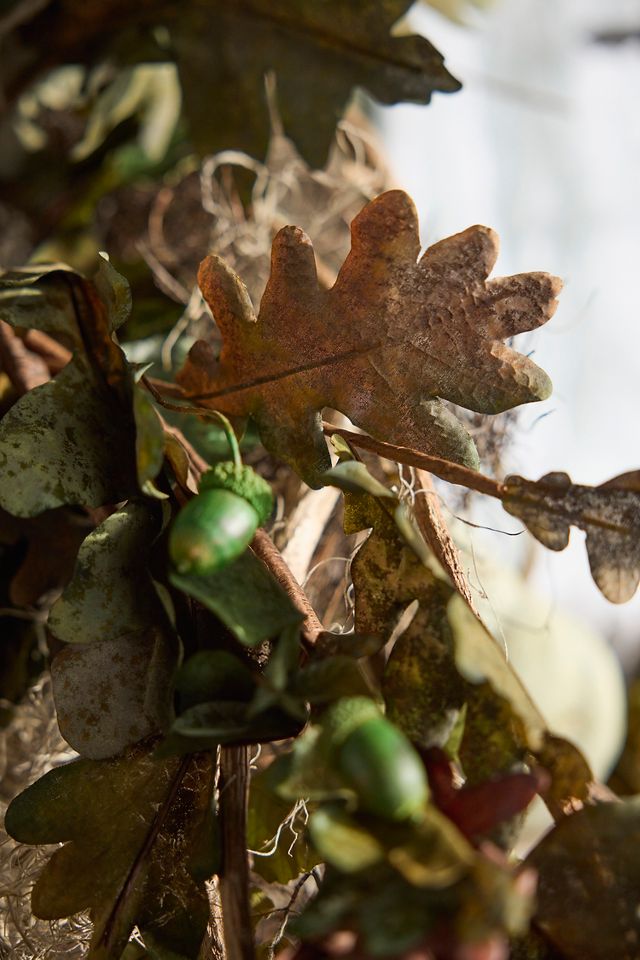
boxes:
[309,804,385,873]
[4,744,216,960]
[294,655,376,704]
[175,650,256,711]
[134,384,166,497]
[527,799,640,959]
[322,461,395,498]
[247,766,321,884]
[158,700,306,756]
[169,548,302,646]
[0,262,136,517]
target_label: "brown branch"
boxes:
[251,528,324,646]
[21,328,72,373]
[413,470,480,616]
[219,745,255,960]
[323,421,505,500]
[0,320,50,394]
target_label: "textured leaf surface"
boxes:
[51,629,177,759]
[0,261,136,516]
[179,190,560,485]
[47,502,178,757]
[503,470,640,603]
[48,503,169,645]
[527,799,640,960]
[341,468,591,807]
[5,745,216,960]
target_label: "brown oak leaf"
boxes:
[178,190,561,486]
[502,469,640,603]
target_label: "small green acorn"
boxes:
[323,697,429,821]
[169,462,273,575]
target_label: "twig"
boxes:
[267,871,313,960]
[219,746,255,960]
[21,329,72,373]
[322,421,504,500]
[251,529,324,646]
[0,320,50,394]
[413,470,479,616]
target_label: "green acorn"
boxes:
[323,697,429,821]
[169,462,273,575]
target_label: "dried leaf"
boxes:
[0,503,94,607]
[5,744,216,960]
[176,1,460,165]
[503,470,640,603]
[179,190,560,485]
[526,798,640,960]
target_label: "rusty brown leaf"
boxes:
[502,470,640,603]
[177,190,560,486]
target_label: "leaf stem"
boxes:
[142,376,242,471]
[322,421,505,500]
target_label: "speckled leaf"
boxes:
[0,260,137,517]
[169,548,302,646]
[179,190,560,486]
[48,502,169,645]
[51,629,178,759]
[503,470,640,603]
[4,744,215,960]
[526,798,640,960]
[344,475,591,803]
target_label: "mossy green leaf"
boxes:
[5,744,216,960]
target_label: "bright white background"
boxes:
[378,0,640,668]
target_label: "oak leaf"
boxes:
[179,190,561,486]
[5,744,216,960]
[503,469,640,603]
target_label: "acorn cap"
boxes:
[199,462,274,525]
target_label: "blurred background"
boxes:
[381,0,640,669]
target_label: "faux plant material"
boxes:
[4,1,459,167]
[179,190,560,485]
[503,470,640,603]
[331,456,592,807]
[527,799,640,959]
[5,744,216,960]
[0,259,158,516]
